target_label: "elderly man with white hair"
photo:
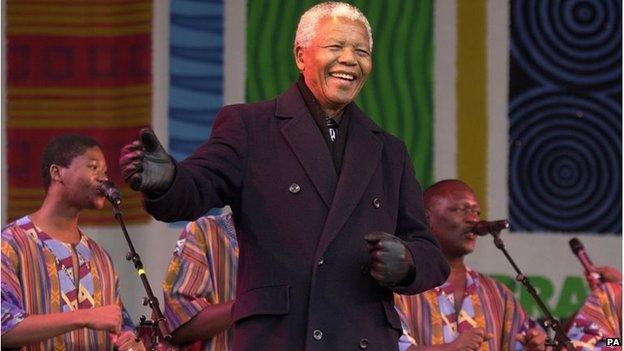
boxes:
[120,2,449,350]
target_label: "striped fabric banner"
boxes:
[6,0,152,224]
[246,0,434,186]
[168,0,223,162]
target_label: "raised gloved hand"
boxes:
[364,232,414,287]
[119,128,175,194]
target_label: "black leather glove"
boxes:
[119,128,175,194]
[364,232,415,287]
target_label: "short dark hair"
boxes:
[40,135,101,190]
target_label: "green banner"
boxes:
[492,274,590,321]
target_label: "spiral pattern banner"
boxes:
[511,0,621,91]
[509,90,621,232]
[509,0,621,234]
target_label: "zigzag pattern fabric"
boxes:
[567,282,622,350]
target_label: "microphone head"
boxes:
[97,180,121,205]
[569,237,584,254]
[473,220,509,236]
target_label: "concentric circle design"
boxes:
[509,90,621,233]
[510,0,621,91]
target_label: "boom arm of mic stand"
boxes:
[490,232,575,350]
[111,204,172,343]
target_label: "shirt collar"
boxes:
[296,75,346,124]
[435,266,481,295]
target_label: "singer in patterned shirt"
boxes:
[395,179,546,351]
[1,135,142,351]
[567,267,621,351]
[162,212,238,351]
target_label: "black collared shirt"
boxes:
[297,76,350,175]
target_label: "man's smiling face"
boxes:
[295,16,372,116]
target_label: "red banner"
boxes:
[6,0,152,225]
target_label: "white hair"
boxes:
[294,2,373,52]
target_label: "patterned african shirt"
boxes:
[1,216,134,350]
[567,282,622,350]
[162,213,238,351]
[395,267,532,351]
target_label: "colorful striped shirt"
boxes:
[567,282,622,350]
[1,216,134,350]
[163,213,238,351]
[395,267,532,351]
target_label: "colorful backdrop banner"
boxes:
[6,0,153,224]
[508,0,622,233]
[168,0,224,162]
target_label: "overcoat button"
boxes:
[317,257,324,266]
[289,183,301,194]
[360,264,370,274]
[313,329,323,340]
[372,197,381,208]
[359,338,369,349]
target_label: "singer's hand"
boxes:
[119,128,175,194]
[515,328,546,351]
[450,327,492,351]
[594,266,622,283]
[364,232,414,287]
[111,330,145,351]
[81,304,122,333]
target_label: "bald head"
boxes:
[424,179,475,210]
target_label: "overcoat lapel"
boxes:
[315,105,383,257]
[277,85,337,208]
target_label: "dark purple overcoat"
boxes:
[145,84,449,350]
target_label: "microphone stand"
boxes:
[488,229,575,350]
[110,203,172,350]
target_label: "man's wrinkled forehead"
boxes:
[426,184,477,208]
[446,189,478,205]
[315,15,368,35]
[326,14,360,24]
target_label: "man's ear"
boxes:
[50,164,63,184]
[294,46,305,71]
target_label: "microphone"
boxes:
[569,238,601,290]
[98,180,121,206]
[473,220,509,236]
